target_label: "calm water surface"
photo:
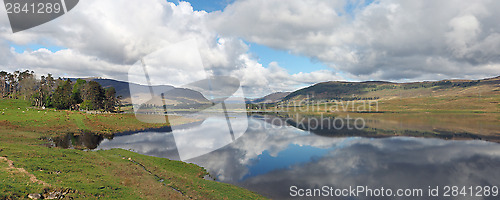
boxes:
[94,115,500,199]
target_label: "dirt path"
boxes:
[0,156,50,187]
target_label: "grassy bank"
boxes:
[0,99,202,136]
[0,99,266,199]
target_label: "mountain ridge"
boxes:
[281,75,500,102]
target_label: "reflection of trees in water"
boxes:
[53,119,207,150]
[52,130,107,149]
[256,113,498,142]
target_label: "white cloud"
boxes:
[2,0,338,97]
[211,0,500,81]
[1,0,498,98]
[209,0,345,48]
[9,48,127,79]
[446,14,481,58]
[232,55,343,97]
[0,1,234,83]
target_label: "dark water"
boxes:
[90,115,500,199]
[50,130,106,149]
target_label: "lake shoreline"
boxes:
[0,99,267,199]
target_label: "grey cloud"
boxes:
[210,0,500,81]
[1,0,310,97]
[3,0,498,98]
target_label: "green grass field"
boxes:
[0,99,266,199]
[0,99,201,136]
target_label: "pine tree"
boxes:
[52,80,73,109]
[103,87,117,112]
[81,81,104,110]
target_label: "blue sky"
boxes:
[248,43,329,74]
[342,0,375,17]
[177,0,234,12]
[9,41,66,53]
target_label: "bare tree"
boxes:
[0,71,7,98]
[18,70,36,101]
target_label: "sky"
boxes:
[1,0,499,97]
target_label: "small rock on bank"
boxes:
[27,193,41,199]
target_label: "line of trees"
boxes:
[0,70,119,112]
[398,80,481,90]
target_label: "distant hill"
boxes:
[250,92,291,104]
[281,76,500,102]
[69,75,500,106]
[70,78,210,105]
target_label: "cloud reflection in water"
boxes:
[97,116,500,199]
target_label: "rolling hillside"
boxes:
[282,76,500,102]
[71,78,210,105]
[250,92,291,104]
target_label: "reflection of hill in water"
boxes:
[257,113,500,143]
